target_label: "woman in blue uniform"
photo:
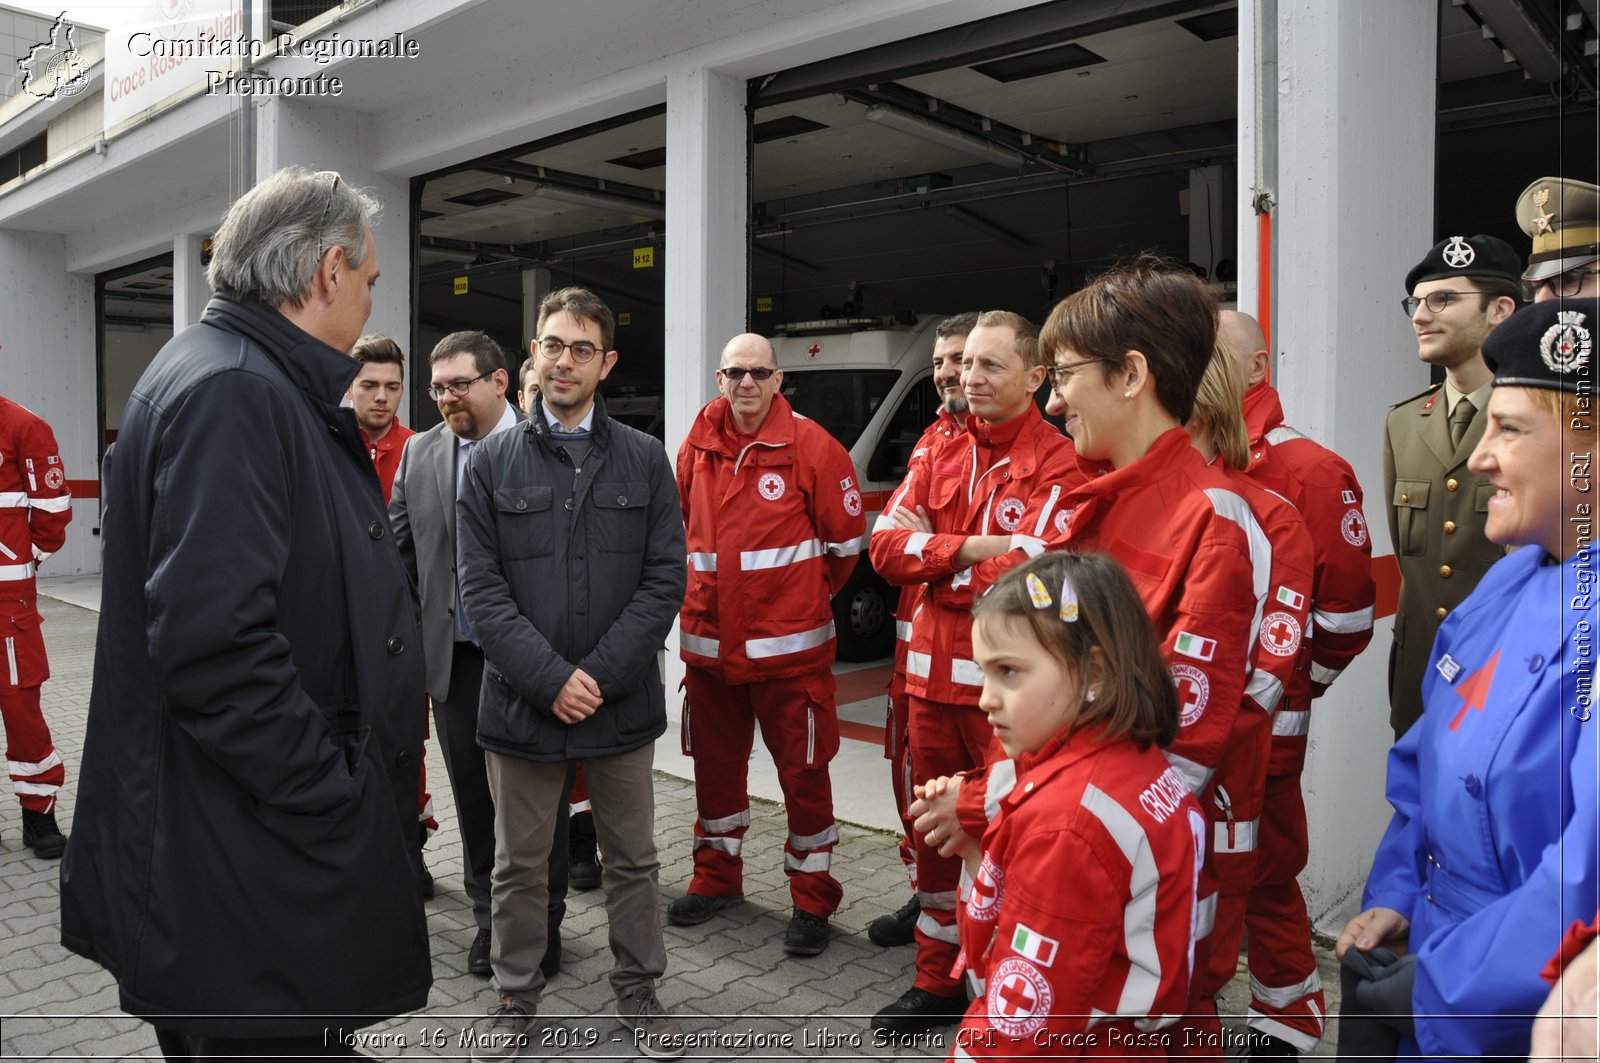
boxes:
[1336,296,1599,1061]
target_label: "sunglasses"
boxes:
[719,366,776,382]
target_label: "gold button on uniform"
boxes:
[1436,607,1449,620]
[1446,478,1459,491]
[1444,520,1456,534]
[1440,565,1453,578]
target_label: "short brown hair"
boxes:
[1039,253,1216,424]
[537,286,615,352]
[973,551,1179,749]
[974,310,1041,368]
[430,330,507,377]
[518,354,539,394]
[352,333,404,374]
[1189,341,1250,471]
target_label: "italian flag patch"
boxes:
[1174,631,1216,662]
[1011,924,1059,967]
[1276,586,1306,611]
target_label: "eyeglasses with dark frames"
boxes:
[718,366,776,382]
[537,337,604,364]
[1401,289,1484,317]
[426,371,493,401]
[314,171,343,264]
[1522,269,1600,303]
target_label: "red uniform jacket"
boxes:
[677,393,865,684]
[952,726,1203,1060]
[870,405,1080,706]
[892,408,966,700]
[362,421,414,506]
[1243,384,1375,769]
[1,396,72,686]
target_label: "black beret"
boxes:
[1405,234,1523,292]
[1483,297,1597,393]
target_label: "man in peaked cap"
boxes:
[1381,234,1521,736]
[1516,177,1600,302]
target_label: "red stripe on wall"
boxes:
[1373,553,1400,621]
[66,479,98,498]
[836,664,892,705]
[839,718,887,747]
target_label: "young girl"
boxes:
[922,551,1204,1060]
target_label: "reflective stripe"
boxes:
[1031,484,1063,536]
[871,511,897,534]
[1163,750,1213,796]
[746,621,834,660]
[1213,816,1260,854]
[904,532,932,558]
[14,780,59,796]
[4,636,14,686]
[895,620,912,642]
[915,912,961,944]
[1204,486,1272,645]
[985,760,1017,823]
[29,495,71,512]
[906,651,932,679]
[1081,783,1163,1020]
[965,970,987,1000]
[0,562,35,582]
[1309,662,1342,686]
[1009,533,1046,558]
[789,824,839,851]
[825,534,865,557]
[688,552,717,572]
[692,836,743,856]
[1194,892,1217,939]
[568,798,591,815]
[1273,709,1311,737]
[0,492,26,507]
[784,850,832,873]
[8,751,62,776]
[1245,667,1284,716]
[700,809,752,834]
[951,566,972,590]
[681,632,720,659]
[1249,971,1324,1010]
[917,889,958,911]
[950,657,983,687]
[1264,425,1306,445]
[954,1043,977,1063]
[1245,1011,1322,1052]
[1314,605,1374,634]
[741,539,822,571]
[0,540,14,560]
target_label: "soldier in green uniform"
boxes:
[1381,235,1521,735]
[1516,176,1600,302]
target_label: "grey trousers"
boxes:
[486,742,667,1006]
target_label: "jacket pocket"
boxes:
[494,485,554,559]
[590,481,648,554]
[1392,479,1430,556]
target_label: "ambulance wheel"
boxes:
[834,567,893,662]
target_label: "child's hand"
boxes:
[911,775,976,859]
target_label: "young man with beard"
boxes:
[349,334,414,504]
[1382,235,1520,735]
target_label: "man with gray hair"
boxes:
[61,166,431,1057]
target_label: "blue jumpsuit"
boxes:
[1363,544,1598,1060]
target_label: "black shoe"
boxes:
[867,895,920,947]
[570,812,601,891]
[22,810,66,860]
[541,930,562,978]
[666,892,742,926]
[782,909,830,956]
[467,927,492,976]
[1250,1033,1300,1058]
[419,863,435,899]
[870,986,968,1036]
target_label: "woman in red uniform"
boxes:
[924,551,1203,1060]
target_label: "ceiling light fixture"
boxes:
[862,105,1028,169]
[533,183,666,220]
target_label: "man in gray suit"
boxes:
[1382,235,1521,735]
[390,331,568,976]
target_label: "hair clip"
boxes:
[1059,577,1080,623]
[1026,572,1054,609]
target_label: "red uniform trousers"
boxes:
[2,621,64,814]
[1243,738,1325,1052]
[885,689,916,886]
[908,694,1001,995]
[682,665,843,918]
[569,761,591,814]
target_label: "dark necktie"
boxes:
[1449,398,1475,450]
[456,441,477,644]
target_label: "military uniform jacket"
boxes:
[1381,383,1502,734]
[1362,546,1598,1060]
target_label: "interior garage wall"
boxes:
[102,325,171,437]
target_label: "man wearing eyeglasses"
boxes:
[390,331,571,984]
[457,287,687,1060]
[1382,235,1521,736]
[1516,176,1600,303]
[671,333,865,960]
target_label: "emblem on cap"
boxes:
[1541,311,1592,375]
[1442,236,1475,268]
[1532,188,1558,234]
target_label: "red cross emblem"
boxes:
[1260,610,1302,658]
[997,975,1036,1016]
[1170,663,1209,727]
[966,854,1003,921]
[987,957,1052,1037]
[807,343,821,359]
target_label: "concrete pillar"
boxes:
[1272,0,1438,927]
[172,232,211,329]
[0,231,98,574]
[521,267,553,353]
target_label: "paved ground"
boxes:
[2,593,1342,1061]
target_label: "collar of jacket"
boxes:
[963,403,1044,476]
[526,392,610,448]
[1242,381,1283,453]
[1071,424,1204,498]
[687,391,798,456]
[201,292,359,402]
[1007,722,1109,807]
